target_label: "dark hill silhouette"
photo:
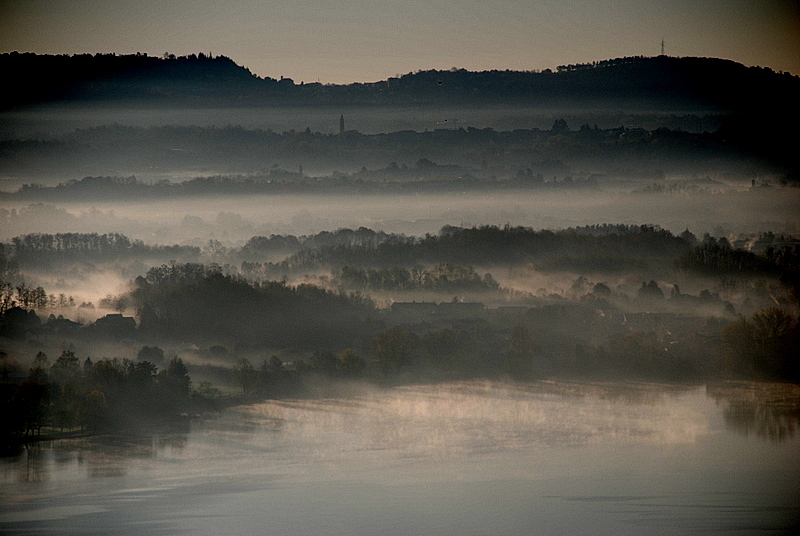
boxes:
[2,52,798,112]
[2,52,270,106]
[370,56,799,111]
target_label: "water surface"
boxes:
[2,380,799,535]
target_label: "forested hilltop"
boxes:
[3,52,798,111]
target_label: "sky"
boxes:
[1,0,799,84]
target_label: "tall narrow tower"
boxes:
[660,38,665,56]
[339,114,345,135]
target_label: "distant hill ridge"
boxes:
[2,51,798,111]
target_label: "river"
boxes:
[2,380,799,535]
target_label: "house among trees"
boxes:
[436,301,486,317]
[389,301,438,318]
[91,313,136,339]
[43,314,82,335]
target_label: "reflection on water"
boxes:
[2,380,799,535]
[3,433,187,484]
[724,401,799,442]
[707,380,800,442]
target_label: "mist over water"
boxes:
[2,381,798,535]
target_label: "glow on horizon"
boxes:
[1,0,798,84]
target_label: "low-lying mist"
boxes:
[2,103,798,400]
[3,186,798,246]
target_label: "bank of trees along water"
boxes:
[1,350,200,445]
[720,307,800,380]
[3,297,797,447]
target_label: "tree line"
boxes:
[274,224,693,273]
[0,232,200,271]
[1,349,201,445]
[3,226,795,289]
[334,264,500,293]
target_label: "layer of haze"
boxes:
[1,0,799,83]
[4,188,799,246]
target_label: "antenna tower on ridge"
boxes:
[660,38,665,56]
